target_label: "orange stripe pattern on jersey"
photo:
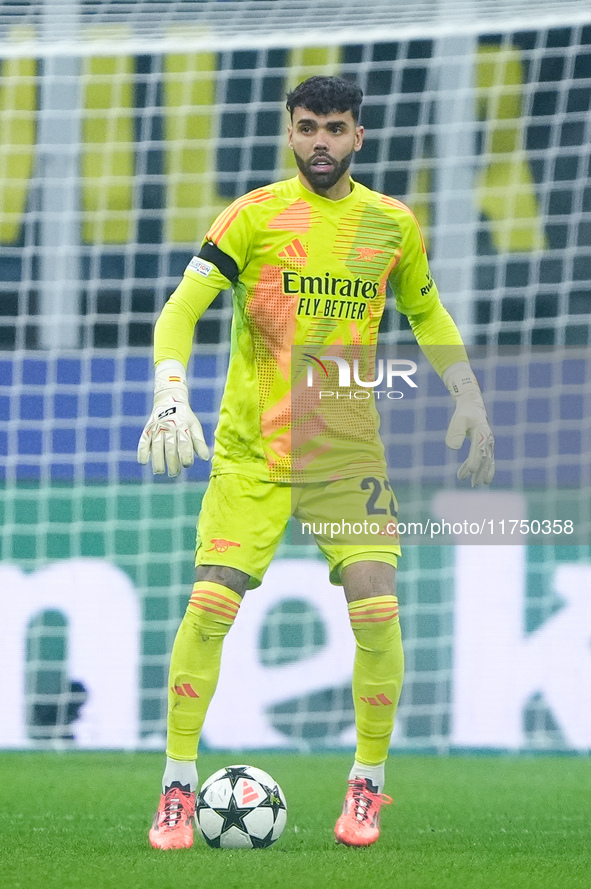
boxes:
[189,176,444,484]
[381,194,426,252]
[267,198,315,232]
[207,188,274,244]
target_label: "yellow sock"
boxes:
[166,582,241,761]
[348,595,404,766]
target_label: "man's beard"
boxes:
[293,148,354,192]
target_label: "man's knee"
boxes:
[194,564,250,597]
[342,561,396,604]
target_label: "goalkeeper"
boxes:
[138,75,494,850]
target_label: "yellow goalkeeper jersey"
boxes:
[171,176,445,483]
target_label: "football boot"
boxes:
[334,777,392,847]
[149,782,195,850]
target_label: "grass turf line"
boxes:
[0,752,589,889]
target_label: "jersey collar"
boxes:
[295,176,362,210]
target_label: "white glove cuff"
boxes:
[154,359,187,393]
[442,361,480,399]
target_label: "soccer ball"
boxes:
[196,764,287,849]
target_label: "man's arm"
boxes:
[153,243,240,366]
[138,190,253,476]
[153,269,220,366]
[137,257,231,476]
[407,300,495,487]
[388,209,495,486]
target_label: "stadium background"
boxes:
[1,0,590,754]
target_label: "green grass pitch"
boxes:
[1,752,589,889]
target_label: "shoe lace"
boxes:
[348,779,393,824]
[161,786,194,830]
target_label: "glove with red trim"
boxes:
[137,359,209,476]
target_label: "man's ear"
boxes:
[287,124,293,148]
[354,125,365,152]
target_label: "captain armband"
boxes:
[197,241,240,284]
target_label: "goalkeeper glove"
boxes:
[443,361,495,486]
[137,359,209,477]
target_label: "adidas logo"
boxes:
[360,693,393,706]
[278,237,307,260]
[241,781,261,805]
[171,682,199,698]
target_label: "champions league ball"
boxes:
[196,764,287,849]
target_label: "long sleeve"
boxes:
[154,270,226,367]
[386,208,470,377]
[406,297,469,377]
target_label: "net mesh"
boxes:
[1,0,590,751]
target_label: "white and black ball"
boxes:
[196,764,287,849]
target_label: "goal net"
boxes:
[1,0,590,752]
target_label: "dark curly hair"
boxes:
[286,75,363,123]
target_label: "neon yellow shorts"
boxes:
[195,472,401,587]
